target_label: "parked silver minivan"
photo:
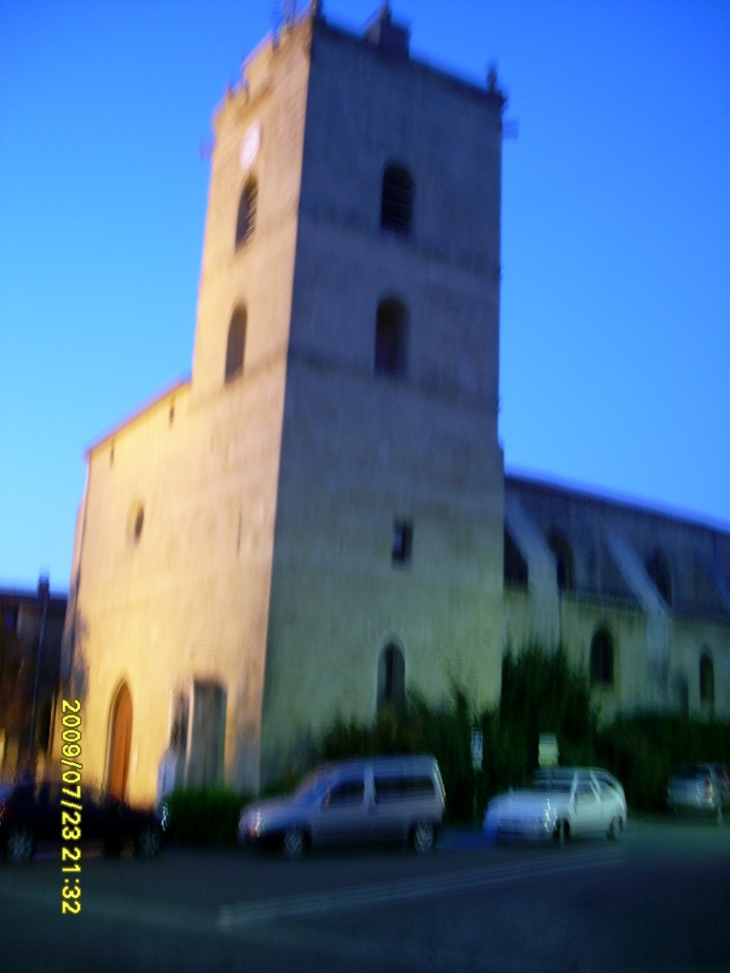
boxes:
[238,755,446,858]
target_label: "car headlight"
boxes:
[159,802,171,831]
[242,810,267,837]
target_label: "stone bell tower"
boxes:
[187,5,507,779]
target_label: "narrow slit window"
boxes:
[700,653,714,706]
[378,643,405,712]
[392,519,413,565]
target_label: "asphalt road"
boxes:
[1,819,729,972]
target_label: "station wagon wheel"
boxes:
[607,816,621,841]
[412,821,435,855]
[282,827,305,860]
[135,823,162,859]
[553,819,567,846]
[5,824,34,864]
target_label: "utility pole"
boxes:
[28,574,50,758]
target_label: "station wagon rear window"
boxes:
[531,773,572,793]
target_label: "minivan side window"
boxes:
[325,779,365,807]
[374,775,434,802]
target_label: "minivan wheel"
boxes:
[553,819,568,846]
[6,824,34,864]
[412,821,435,855]
[282,827,305,860]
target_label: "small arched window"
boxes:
[646,551,672,606]
[235,179,257,246]
[378,643,405,713]
[224,307,247,383]
[700,652,714,707]
[380,164,413,235]
[374,298,408,377]
[548,532,574,590]
[590,628,614,687]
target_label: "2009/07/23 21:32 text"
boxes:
[60,699,83,915]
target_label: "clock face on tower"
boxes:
[240,120,261,171]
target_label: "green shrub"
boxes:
[163,787,251,844]
[500,642,597,775]
[318,688,480,822]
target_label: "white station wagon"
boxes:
[483,767,627,843]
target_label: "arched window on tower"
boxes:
[374,299,408,377]
[700,652,714,707]
[646,551,672,606]
[590,628,614,687]
[548,531,574,591]
[235,179,257,246]
[378,643,405,713]
[224,307,247,383]
[380,164,414,235]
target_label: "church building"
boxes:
[58,5,730,804]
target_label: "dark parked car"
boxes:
[0,778,162,863]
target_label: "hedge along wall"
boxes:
[595,714,730,813]
[319,645,730,819]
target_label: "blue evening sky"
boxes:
[1,0,728,592]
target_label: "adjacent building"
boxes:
[1,578,66,774]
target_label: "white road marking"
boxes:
[0,844,625,938]
[218,847,624,929]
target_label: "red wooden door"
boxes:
[109,684,132,800]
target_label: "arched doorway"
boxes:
[108,683,133,800]
[187,681,226,789]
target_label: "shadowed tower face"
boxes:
[189,8,508,780]
[192,8,508,777]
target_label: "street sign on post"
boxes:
[471,729,483,824]
[471,729,483,771]
[538,733,559,768]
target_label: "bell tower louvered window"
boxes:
[590,629,614,687]
[224,307,247,383]
[235,179,257,247]
[380,165,413,235]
